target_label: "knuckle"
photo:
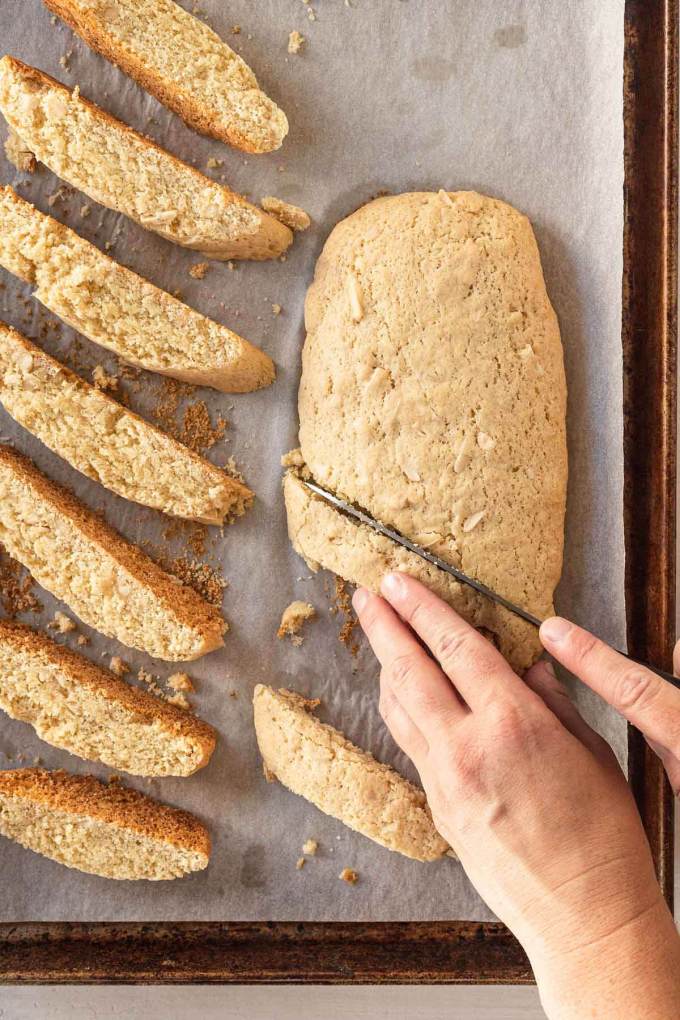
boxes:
[433,624,474,667]
[387,652,421,693]
[613,668,660,712]
[486,699,546,745]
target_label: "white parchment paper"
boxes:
[0,0,625,922]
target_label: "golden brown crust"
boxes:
[0,57,292,258]
[0,767,210,856]
[42,0,288,153]
[0,187,276,393]
[0,322,253,523]
[0,445,225,654]
[0,620,217,772]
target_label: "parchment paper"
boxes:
[0,0,625,922]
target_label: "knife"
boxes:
[302,478,680,691]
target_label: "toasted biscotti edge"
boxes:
[0,56,293,259]
[253,683,450,862]
[0,445,226,660]
[0,620,217,776]
[42,0,289,153]
[0,186,276,393]
[0,767,210,879]
[0,321,253,524]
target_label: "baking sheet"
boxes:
[0,0,626,922]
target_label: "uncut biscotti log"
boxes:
[0,321,252,524]
[0,446,226,661]
[253,685,450,863]
[0,767,210,879]
[0,56,292,260]
[0,620,216,776]
[42,0,289,153]
[0,187,275,392]
[285,190,568,674]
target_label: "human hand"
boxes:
[353,573,680,1019]
[539,616,680,794]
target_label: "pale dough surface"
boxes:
[287,191,568,672]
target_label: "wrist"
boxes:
[529,893,680,1020]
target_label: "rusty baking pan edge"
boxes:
[0,0,676,984]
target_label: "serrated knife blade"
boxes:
[301,478,680,690]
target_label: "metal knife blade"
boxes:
[302,478,680,691]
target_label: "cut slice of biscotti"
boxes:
[43,0,289,154]
[0,621,216,776]
[253,684,450,863]
[0,187,275,392]
[0,322,252,524]
[284,471,538,674]
[0,57,292,259]
[0,446,226,661]
[0,767,210,879]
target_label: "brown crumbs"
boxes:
[0,551,42,617]
[182,401,227,452]
[339,867,359,885]
[167,557,227,606]
[109,656,129,677]
[189,262,210,280]
[332,578,360,655]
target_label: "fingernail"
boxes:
[542,659,556,677]
[352,587,370,614]
[540,617,572,643]
[381,572,406,600]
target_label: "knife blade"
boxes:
[302,478,680,691]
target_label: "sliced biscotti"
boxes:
[253,685,450,863]
[0,446,226,660]
[0,187,274,392]
[0,767,210,879]
[284,472,539,674]
[0,322,252,524]
[0,621,216,776]
[288,192,567,673]
[0,57,292,260]
[43,0,289,153]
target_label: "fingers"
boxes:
[540,617,680,758]
[352,586,466,737]
[379,572,527,710]
[524,660,619,767]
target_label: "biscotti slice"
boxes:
[0,446,225,660]
[43,0,289,153]
[0,57,292,260]
[0,621,216,776]
[0,187,274,392]
[0,768,210,879]
[288,191,567,673]
[253,684,450,863]
[0,322,252,524]
[284,471,539,674]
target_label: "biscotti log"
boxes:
[0,57,292,260]
[0,767,210,879]
[253,685,450,862]
[285,191,567,673]
[0,621,216,776]
[0,322,252,524]
[42,0,289,153]
[0,187,274,392]
[0,446,226,660]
